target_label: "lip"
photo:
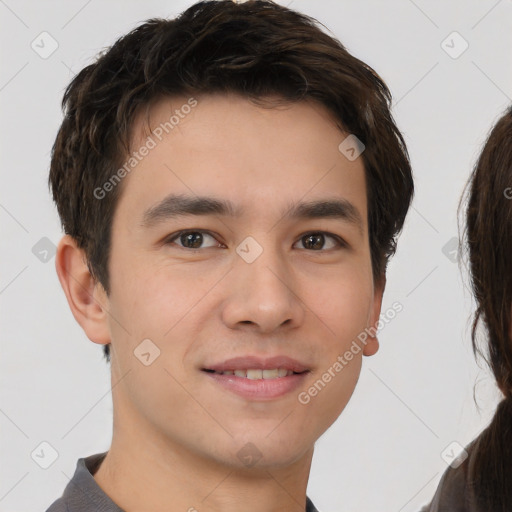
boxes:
[201,355,311,401]
[202,355,310,373]
[203,371,309,401]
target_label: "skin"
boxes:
[56,92,384,512]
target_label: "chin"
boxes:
[221,431,312,470]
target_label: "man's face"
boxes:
[102,93,382,469]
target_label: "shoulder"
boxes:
[44,496,69,512]
[306,495,320,512]
[44,452,110,512]
[421,439,480,512]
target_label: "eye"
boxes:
[295,232,346,251]
[164,230,223,250]
[163,230,346,252]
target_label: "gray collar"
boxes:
[46,452,320,512]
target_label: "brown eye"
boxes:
[296,232,345,251]
[166,230,220,250]
[180,232,204,249]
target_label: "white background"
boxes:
[1,1,510,511]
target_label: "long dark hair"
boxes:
[461,106,512,510]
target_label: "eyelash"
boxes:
[163,230,347,252]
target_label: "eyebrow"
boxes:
[141,193,363,232]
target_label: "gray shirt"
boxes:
[419,437,480,512]
[45,452,320,512]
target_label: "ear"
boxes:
[363,275,386,357]
[55,235,111,345]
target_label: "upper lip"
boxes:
[202,355,310,373]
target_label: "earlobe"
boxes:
[363,276,386,357]
[363,337,379,357]
[55,235,111,345]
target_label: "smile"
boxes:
[203,368,303,379]
[202,370,310,400]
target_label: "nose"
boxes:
[221,242,305,334]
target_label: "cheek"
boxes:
[297,350,362,443]
[293,271,372,430]
[309,268,374,348]
[108,259,209,338]
[107,270,200,417]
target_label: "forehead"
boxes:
[131,92,343,156]
[116,92,368,229]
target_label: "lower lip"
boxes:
[203,371,309,401]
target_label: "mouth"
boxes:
[202,368,307,379]
[201,355,311,400]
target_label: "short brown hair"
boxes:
[49,0,414,362]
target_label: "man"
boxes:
[46,1,413,510]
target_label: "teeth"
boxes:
[262,369,279,379]
[220,368,295,379]
[246,369,263,380]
